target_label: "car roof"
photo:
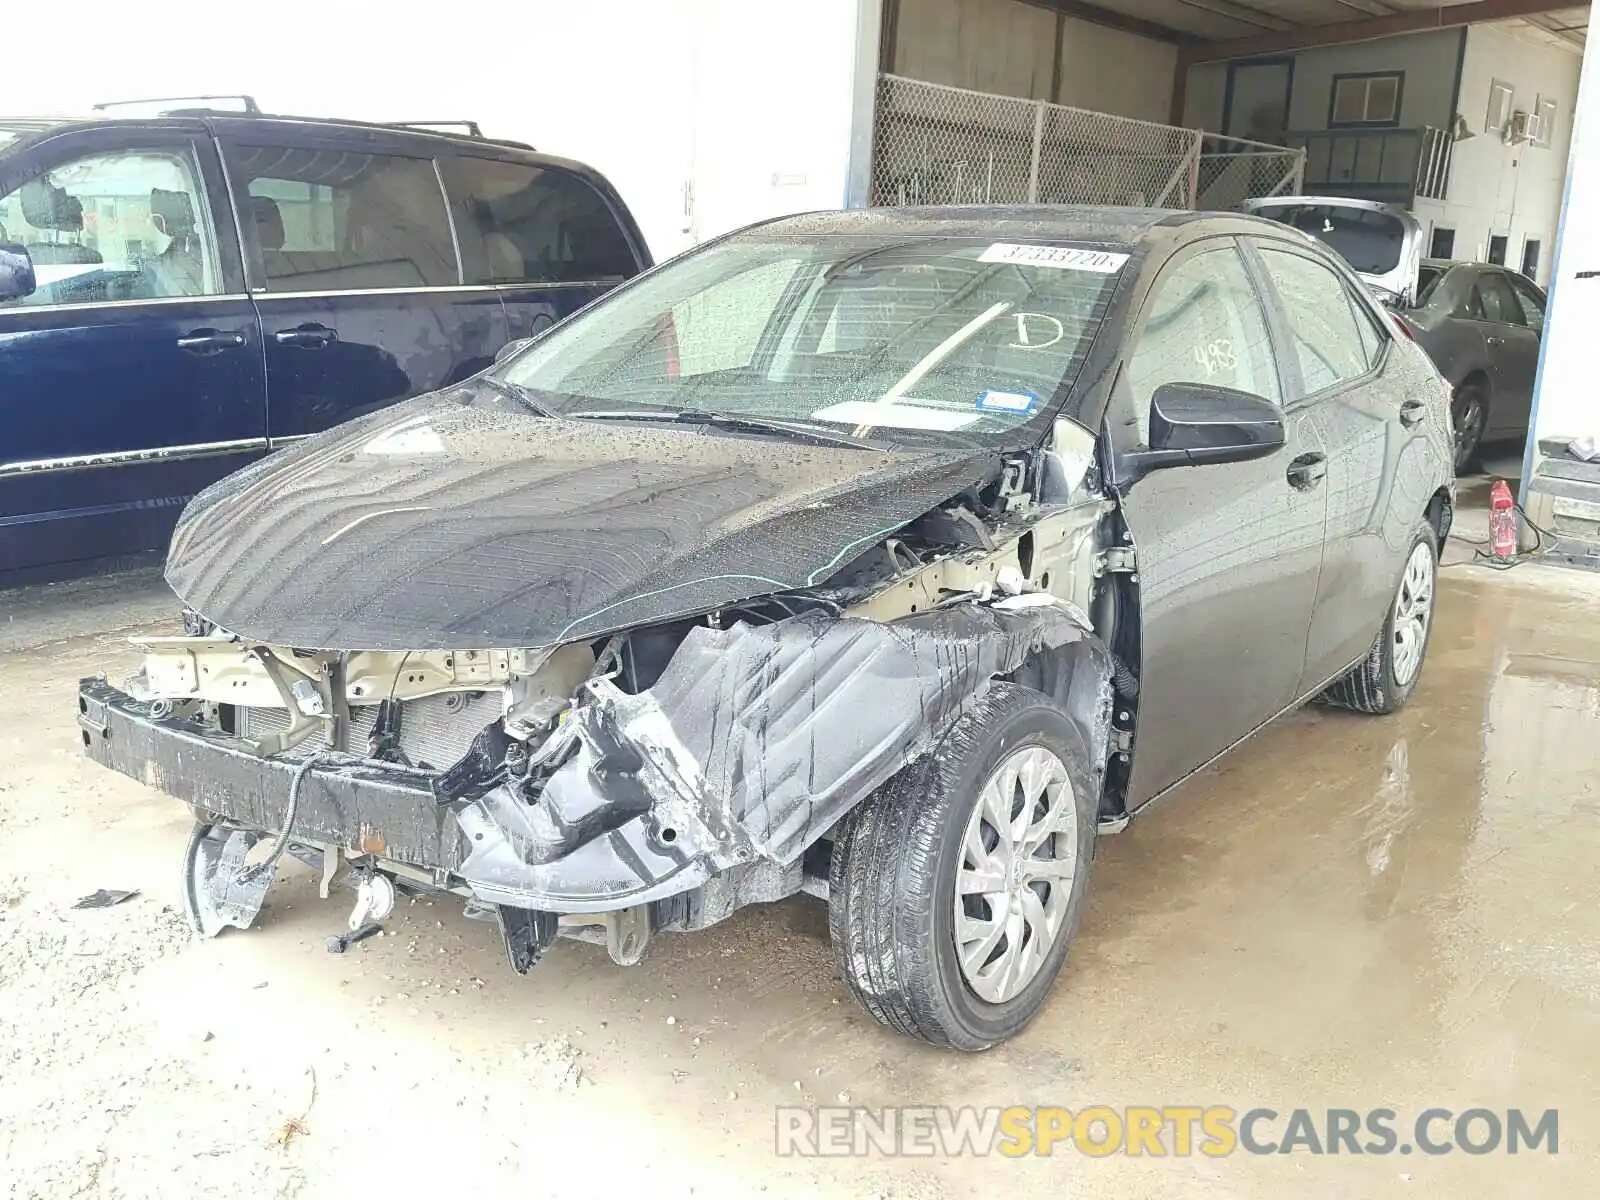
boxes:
[0,110,535,153]
[1423,258,1513,272]
[734,205,1278,246]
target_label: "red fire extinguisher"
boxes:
[1489,479,1518,561]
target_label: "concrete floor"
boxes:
[1,511,1595,1197]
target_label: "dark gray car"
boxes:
[1404,260,1546,470]
[77,207,1454,1050]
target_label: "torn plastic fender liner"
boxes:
[457,603,1114,912]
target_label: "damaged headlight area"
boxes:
[80,498,1118,980]
[456,602,1112,912]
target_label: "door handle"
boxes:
[1399,398,1428,428]
[274,324,337,348]
[1486,335,1505,347]
[1286,451,1328,490]
[176,329,246,354]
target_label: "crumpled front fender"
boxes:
[455,602,1114,912]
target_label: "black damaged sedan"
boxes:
[81,207,1454,1050]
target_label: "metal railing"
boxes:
[872,75,1305,211]
[1289,126,1452,206]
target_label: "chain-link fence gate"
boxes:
[872,75,1304,212]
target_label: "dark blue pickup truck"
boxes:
[0,104,650,583]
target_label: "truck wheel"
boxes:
[1319,521,1438,715]
[828,683,1097,1051]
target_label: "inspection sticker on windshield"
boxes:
[977,389,1039,415]
[978,243,1129,273]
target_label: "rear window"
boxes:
[1252,204,1406,275]
[1416,265,1444,304]
[456,157,637,286]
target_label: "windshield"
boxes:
[498,234,1126,448]
[1253,204,1406,275]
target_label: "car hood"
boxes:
[166,387,1002,651]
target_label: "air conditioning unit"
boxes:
[1507,110,1539,144]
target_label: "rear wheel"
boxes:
[828,684,1096,1050]
[1451,380,1488,473]
[1319,520,1438,715]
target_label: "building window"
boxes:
[1329,73,1403,127]
[1430,226,1456,260]
[1521,238,1541,279]
[1533,96,1557,148]
[1487,234,1508,266]
[1486,80,1515,134]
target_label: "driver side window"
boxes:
[1126,244,1281,445]
[0,146,220,308]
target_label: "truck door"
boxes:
[0,125,264,579]
[215,124,505,444]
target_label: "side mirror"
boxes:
[493,337,535,365]
[1128,382,1286,474]
[0,243,36,302]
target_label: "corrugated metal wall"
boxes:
[889,0,1179,123]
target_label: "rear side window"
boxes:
[456,157,636,285]
[1474,272,1526,327]
[224,144,458,292]
[1257,247,1375,392]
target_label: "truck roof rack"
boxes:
[389,120,484,137]
[78,100,534,151]
[93,94,262,115]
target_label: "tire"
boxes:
[828,683,1097,1051]
[1451,379,1488,474]
[1319,520,1439,715]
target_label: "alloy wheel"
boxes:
[1391,540,1435,687]
[953,745,1078,1004]
[1452,389,1485,471]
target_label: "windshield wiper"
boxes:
[569,408,882,450]
[476,374,562,418]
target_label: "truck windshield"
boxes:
[497,234,1127,448]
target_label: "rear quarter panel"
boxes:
[1413,317,1490,392]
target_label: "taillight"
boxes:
[1389,312,1417,341]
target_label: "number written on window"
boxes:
[1126,246,1281,444]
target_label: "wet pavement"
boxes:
[0,553,1595,1198]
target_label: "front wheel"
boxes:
[828,683,1097,1050]
[1319,521,1438,715]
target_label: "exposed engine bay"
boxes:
[80,444,1132,976]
